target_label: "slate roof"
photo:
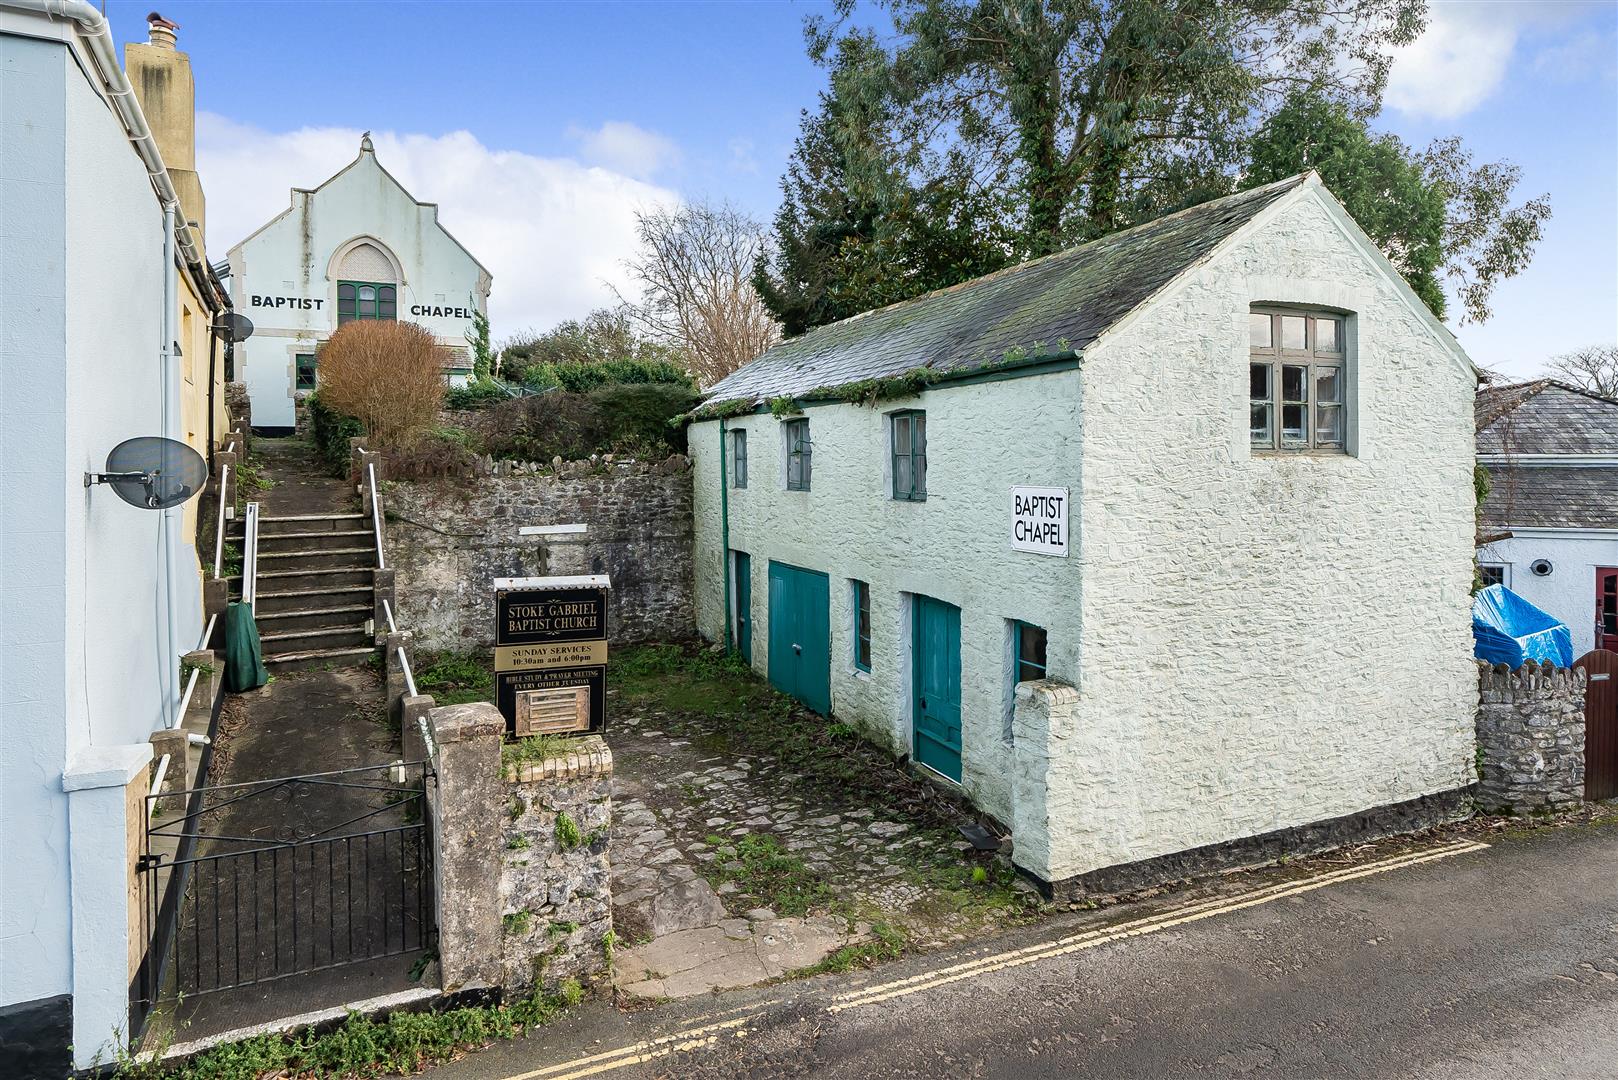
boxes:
[1479,467,1618,531]
[1476,380,1618,455]
[704,174,1312,405]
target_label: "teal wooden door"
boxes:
[767,562,831,714]
[732,551,752,664]
[912,596,962,781]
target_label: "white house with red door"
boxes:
[1477,380,1618,656]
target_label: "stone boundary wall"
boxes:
[424,703,612,998]
[383,457,695,651]
[1476,660,1586,811]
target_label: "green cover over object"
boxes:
[224,601,270,692]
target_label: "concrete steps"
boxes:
[233,509,380,670]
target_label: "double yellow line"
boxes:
[501,838,1489,1080]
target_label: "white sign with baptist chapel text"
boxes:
[1011,486,1069,556]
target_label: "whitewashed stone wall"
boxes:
[691,371,1085,824]
[1059,189,1477,881]
[690,184,1478,886]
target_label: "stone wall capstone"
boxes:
[384,457,696,651]
[1476,661,1586,811]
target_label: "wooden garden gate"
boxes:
[1574,650,1618,800]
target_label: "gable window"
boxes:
[785,418,812,491]
[891,410,927,501]
[294,352,317,391]
[337,281,397,325]
[1014,621,1047,684]
[852,579,872,672]
[730,429,748,488]
[1250,308,1345,453]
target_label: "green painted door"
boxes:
[767,561,831,714]
[913,595,962,782]
[732,551,752,664]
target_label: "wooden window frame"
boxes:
[852,579,872,672]
[1478,563,1508,589]
[731,429,748,489]
[785,418,812,491]
[1014,621,1047,685]
[337,280,398,326]
[890,410,927,501]
[294,352,317,391]
[1249,308,1346,454]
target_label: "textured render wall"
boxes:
[1055,189,1478,882]
[1476,662,1585,810]
[1476,532,1616,657]
[690,371,1085,824]
[385,459,696,651]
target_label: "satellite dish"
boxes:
[84,437,207,510]
[213,311,254,342]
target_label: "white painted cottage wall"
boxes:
[229,151,489,428]
[1477,532,1615,656]
[691,372,1085,823]
[1056,189,1477,880]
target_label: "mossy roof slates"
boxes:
[707,176,1307,405]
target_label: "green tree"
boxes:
[809,0,1427,256]
[499,308,684,384]
[466,305,494,382]
[1245,92,1550,323]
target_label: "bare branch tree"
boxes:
[1546,344,1618,398]
[618,201,781,386]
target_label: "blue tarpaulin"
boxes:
[1472,584,1573,668]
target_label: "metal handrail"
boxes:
[382,598,418,699]
[242,501,260,610]
[211,462,230,578]
[367,460,386,572]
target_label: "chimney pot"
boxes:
[146,11,179,49]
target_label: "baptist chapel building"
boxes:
[690,173,1480,897]
[227,134,492,432]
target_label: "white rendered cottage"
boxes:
[1476,380,1618,656]
[688,174,1479,897]
[227,134,492,432]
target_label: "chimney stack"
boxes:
[146,11,179,50]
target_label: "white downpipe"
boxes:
[161,205,181,730]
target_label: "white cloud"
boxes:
[566,120,681,179]
[197,115,679,337]
[727,137,760,175]
[1384,3,1519,119]
[1532,29,1618,84]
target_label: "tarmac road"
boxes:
[434,820,1618,1080]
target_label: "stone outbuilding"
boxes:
[687,173,1480,897]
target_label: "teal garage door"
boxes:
[767,562,831,715]
[913,595,962,782]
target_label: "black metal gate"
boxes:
[132,761,434,1035]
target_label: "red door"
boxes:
[1599,570,1618,652]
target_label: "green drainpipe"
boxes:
[719,418,733,654]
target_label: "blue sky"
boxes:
[108,1,1616,378]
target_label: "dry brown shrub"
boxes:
[316,320,444,448]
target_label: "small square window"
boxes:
[1015,622,1047,684]
[730,430,748,488]
[1280,315,1307,350]
[295,353,317,390]
[1477,564,1507,589]
[785,418,811,491]
[852,580,871,672]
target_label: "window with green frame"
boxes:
[785,418,811,491]
[294,352,317,390]
[337,281,397,325]
[731,429,748,488]
[1014,621,1047,684]
[852,580,871,672]
[891,410,926,500]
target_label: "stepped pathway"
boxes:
[228,438,378,670]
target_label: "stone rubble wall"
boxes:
[383,457,696,651]
[500,741,614,993]
[1476,661,1586,811]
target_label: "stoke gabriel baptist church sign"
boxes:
[493,575,610,738]
[1010,486,1069,557]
